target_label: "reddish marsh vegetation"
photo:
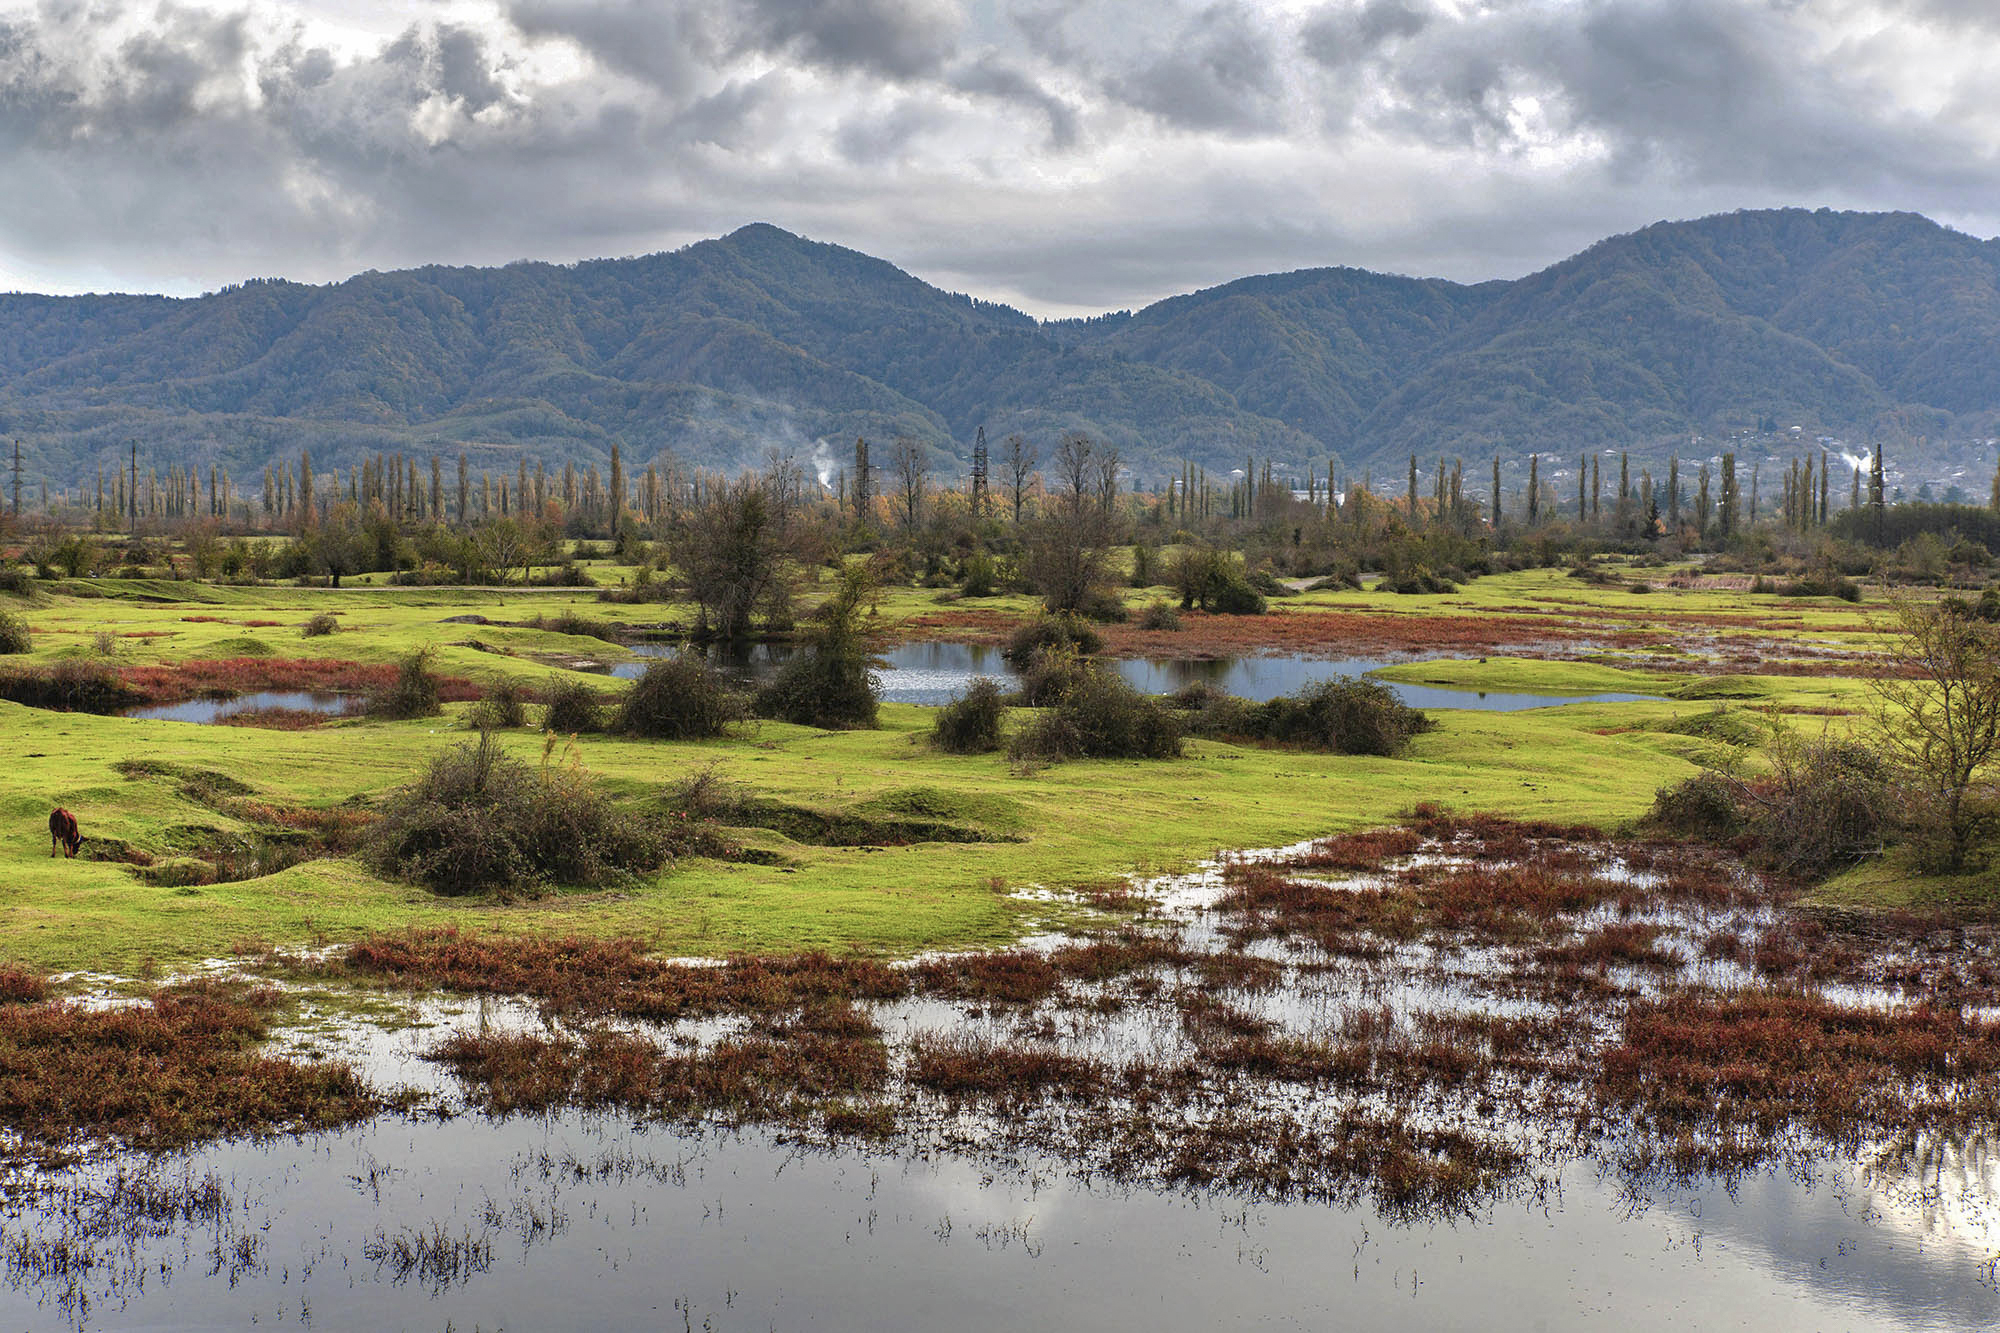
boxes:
[0,980,378,1150]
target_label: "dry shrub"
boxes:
[1189,679,1433,756]
[613,654,743,739]
[300,612,338,638]
[1743,737,1895,875]
[1648,771,1745,839]
[908,1032,1103,1101]
[369,649,442,719]
[913,950,1062,1004]
[1010,670,1183,762]
[541,676,606,733]
[0,967,47,1004]
[1601,990,2000,1148]
[361,732,668,895]
[344,928,906,1019]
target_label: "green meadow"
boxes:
[0,562,1906,975]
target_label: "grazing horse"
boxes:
[48,808,80,859]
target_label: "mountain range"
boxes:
[2,207,1996,495]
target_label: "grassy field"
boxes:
[0,560,1907,975]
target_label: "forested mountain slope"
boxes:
[2,209,1994,490]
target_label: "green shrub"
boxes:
[529,561,596,587]
[613,655,745,739]
[931,678,1007,753]
[528,612,623,643]
[1670,675,1770,701]
[0,567,32,596]
[1130,544,1158,588]
[1011,671,1183,762]
[1171,548,1265,614]
[1656,706,1765,747]
[755,645,879,729]
[1076,587,1130,623]
[1138,601,1183,631]
[1779,575,1862,601]
[541,677,606,733]
[301,612,339,638]
[362,732,668,895]
[958,553,998,598]
[1245,569,1291,598]
[0,611,29,655]
[370,650,442,719]
[1387,565,1458,595]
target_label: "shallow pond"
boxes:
[6,835,1999,1331]
[612,642,1657,711]
[121,691,367,724]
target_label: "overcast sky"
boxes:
[0,0,1994,315]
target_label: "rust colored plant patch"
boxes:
[0,981,378,1148]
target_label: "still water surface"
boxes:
[6,1112,1988,1333]
[122,690,366,724]
[613,642,1656,711]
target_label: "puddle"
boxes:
[121,692,366,724]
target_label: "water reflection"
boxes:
[611,642,1658,712]
[4,1118,1990,1332]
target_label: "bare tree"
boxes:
[889,436,928,530]
[1021,432,1112,614]
[761,449,807,532]
[475,518,531,586]
[1872,594,2000,870]
[1003,433,1037,523]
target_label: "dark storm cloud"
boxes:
[0,0,1992,315]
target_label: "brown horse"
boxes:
[48,808,80,859]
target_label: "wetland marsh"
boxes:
[0,559,1992,1329]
